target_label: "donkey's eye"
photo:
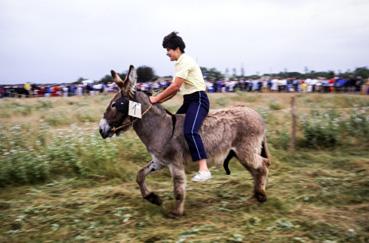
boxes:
[111,102,116,108]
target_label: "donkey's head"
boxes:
[99,65,137,139]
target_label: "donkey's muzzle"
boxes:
[99,118,111,139]
[99,128,108,139]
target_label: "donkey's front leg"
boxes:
[136,160,163,206]
[168,164,186,217]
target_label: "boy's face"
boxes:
[166,47,181,61]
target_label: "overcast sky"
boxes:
[1,0,369,84]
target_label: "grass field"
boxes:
[0,92,368,242]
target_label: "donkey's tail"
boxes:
[223,136,271,174]
[223,150,236,175]
[261,136,271,167]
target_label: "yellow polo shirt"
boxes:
[174,54,206,95]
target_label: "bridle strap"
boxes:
[111,103,153,133]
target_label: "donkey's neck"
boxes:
[132,92,173,154]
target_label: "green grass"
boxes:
[1,148,368,242]
[0,93,368,242]
[269,102,284,110]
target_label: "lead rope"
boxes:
[111,103,153,133]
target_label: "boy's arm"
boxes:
[150,77,185,104]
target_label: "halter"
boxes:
[111,103,153,133]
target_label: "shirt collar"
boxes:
[175,53,186,64]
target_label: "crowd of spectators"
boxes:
[1,76,368,98]
[204,77,368,94]
[0,80,172,98]
[0,82,116,98]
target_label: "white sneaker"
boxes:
[192,170,212,182]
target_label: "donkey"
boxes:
[99,65,271,217]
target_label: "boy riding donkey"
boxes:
[149,32,211,182]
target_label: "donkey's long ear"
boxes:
[111,70,126,89]
[125,65,137,98]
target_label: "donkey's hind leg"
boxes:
[235,146,269,202]
[136,160,163,206]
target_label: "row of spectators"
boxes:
[0,80,172,98]
[1,77,368,98]
[140,77,368,94]
[205,77,368,93]
[0,82,116,98]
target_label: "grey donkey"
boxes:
[99,65,271,217]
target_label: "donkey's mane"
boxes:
[136,91,180,118]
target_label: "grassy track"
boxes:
[0,92,368,242]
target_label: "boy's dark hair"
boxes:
[162,31,186,53]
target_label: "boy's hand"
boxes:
[149,96,158,104]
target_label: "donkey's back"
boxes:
[196,106,267,167]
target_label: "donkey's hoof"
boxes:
[167,210,183,218]
[254,191,267,203]
[144,192,162,206]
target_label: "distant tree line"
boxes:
[261,66,369,80]
[73,66,369,84]
[74,66,157,85]
[190,66,367,81]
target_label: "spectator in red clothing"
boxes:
[328,78,335,93]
